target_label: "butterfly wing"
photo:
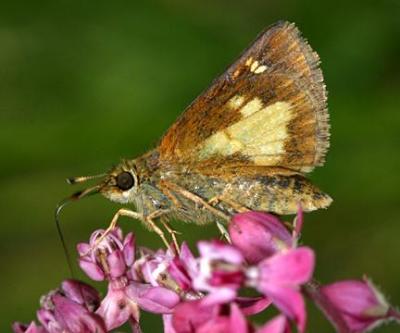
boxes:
[158,21,329,174]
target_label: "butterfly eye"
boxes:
[116,172,135,191]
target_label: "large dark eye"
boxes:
[116,172,135,191]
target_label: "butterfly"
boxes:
[63,21,332,249]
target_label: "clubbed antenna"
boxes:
[66,173,106,185]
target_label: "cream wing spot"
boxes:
[228,95,245,110]
[254,65,267,74]
[240,98,263,117]
[250,60,259,72]
[245,57,254,67]
[198,131,244,159]
[198,100,293,164]
[245,57,267,74]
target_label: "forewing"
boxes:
[158,21,329,173]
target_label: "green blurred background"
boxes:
[1,0,399,331]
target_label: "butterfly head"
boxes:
[98,160,139,204]
[64,160,139,205]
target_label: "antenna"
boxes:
[66,173,106,185]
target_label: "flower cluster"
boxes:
[14,211,400,333]
[13,280,105,333]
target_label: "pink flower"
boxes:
[77,228,135,281]
[60,279,100,312]
[168,242,197,293]
[172,300,251,333]
[96,279,180,331]
[13,280,106,333]
[320,278,400,332]
[192,241,246,305]
[248,247,315,332]
[77,228,181,331]
[229,212,293,264]
[12,322,48,333]
[132,245,200,304]
[39,294,105,333]
[133,247,174,287]
[162,314,176,333]
[95,278,140,331]
[257,315,291,333]
[168,241,272,311]
[235,297,272,316]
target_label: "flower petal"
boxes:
[123,232,136,266]
[127,282,180,314]
[96,288,139,331]
[261,285,306,333]
[235,296,272,316]
[230,212,292,264]
[320,279,392,332]
[196,318,230,333]
[180,242,195,263]
[107,250,126,278]
[257,315,290,333]
[52,294,106,333]
[258,247,314,286]
[321,280,389,317]
[168,257,192,291]
[198,241,244,265]
[200,287,237,306]
[229,303,249,333]
[172,300,214,332]
[78,258,105,281]
[37,309,60,332]
[12,322,48,333]
[61,279,100,311]
[163,314,177,333]
[76,243,90,256]
[180,242,198,276]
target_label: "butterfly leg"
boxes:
[207,196,249,242]
[86,208,172,255]
[208,195,250,213]
[161,180,230,222]
[82,208,143,255]
[161,180,231,242]
[161,220,181,254]
[144,215,171,250]
[157,188,184,252]
[146,209,180,253]
[215,221,231,243]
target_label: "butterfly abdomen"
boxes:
[220,174,332,215]
[162,170,331,222]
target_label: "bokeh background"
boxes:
[1,0,400,331]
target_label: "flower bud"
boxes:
[320,278,397,332]
[229,212,293,264]
[35,280,105,333]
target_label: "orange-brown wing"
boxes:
[158,21,329,173]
